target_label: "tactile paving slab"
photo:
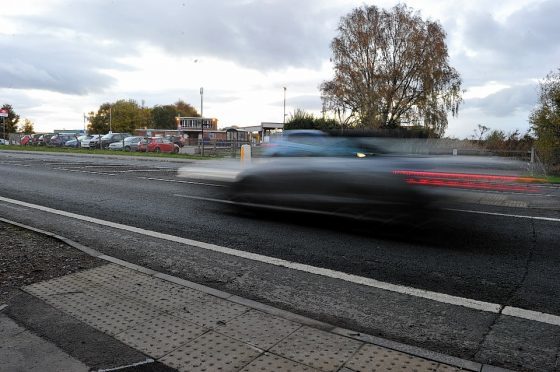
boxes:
[24,273,99,299]
[240,353,320,371]
[345,344,439,372]
[160,330,262,372]
[216,309,301,349]
[71,300,162,336]
[171,295,249,328]
[115,313,207,358]
[270,326,363,372]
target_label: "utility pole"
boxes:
[283,87,287,124]
[200,87,204,156]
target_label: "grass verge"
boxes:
[0,145,222,160]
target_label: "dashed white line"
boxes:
[1,195,560,326]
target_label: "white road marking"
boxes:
[138,176,226,187]
[97,358,154,372]
[2,195,560,326]
[502,307,560,327]
[446,208,560,222]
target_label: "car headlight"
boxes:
[356,152,366,158]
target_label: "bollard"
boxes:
[240,144,252,165]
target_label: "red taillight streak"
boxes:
[406,178,537,192]
[394,170,543,183]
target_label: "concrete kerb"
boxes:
[1,216,505,372]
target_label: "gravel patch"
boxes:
[0,221,104,304]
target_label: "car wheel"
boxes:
[174,146,179,154]
[124,146,131,151]
[155,147,161,153]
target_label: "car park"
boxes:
[138,137,180,153]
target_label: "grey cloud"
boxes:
[459,0,560,80]
[284,94,323,112]
[25,0,337,71]
[466,83,538,117]
[0,34,127,94]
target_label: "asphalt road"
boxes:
[1,150,560,371]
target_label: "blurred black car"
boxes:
[231,156,440,223]
[230,153,538,224]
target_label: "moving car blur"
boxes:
[229,131,541,224]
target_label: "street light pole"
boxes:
[283,87,287,124]
[200,87,204,156]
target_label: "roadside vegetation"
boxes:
[0,144,213,160]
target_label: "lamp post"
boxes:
[283,87,287,124]
[200,87,204,156]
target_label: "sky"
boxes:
[1,0,559,138]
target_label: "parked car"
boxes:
[138,137,180,153]
[0,139,8,145]
[100,132,131,149]
[81,134,101,149]
[121,136,143,151]
[20,135,32,145]
[49,133,77,147]
[30,134,42,146]
[65,135,89,148]
[37,133,55,146]
[165,135,185,148]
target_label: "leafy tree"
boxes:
[284,109,317,130]
[19,119,35,134]
[87,103,111,134]
[151,105,179,129]
[109,99,143,133]
[175,100,200,117]
[530,69,560,172]
[1,104,20,139]
[284,109,340,131]
[485,129,506,150]
[320,4,462,137]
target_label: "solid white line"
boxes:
[446,208,560,222]
[502,306,560,326]
[139,177,226,187]
[97,358,154,372]
[0,195,501,314]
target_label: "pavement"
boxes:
[0,220,515,372]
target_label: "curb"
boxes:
[0,217,516,372]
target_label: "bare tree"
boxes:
[321,4,462,137]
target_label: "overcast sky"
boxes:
[1,0,559,138]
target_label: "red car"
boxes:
[138,137,180,153]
